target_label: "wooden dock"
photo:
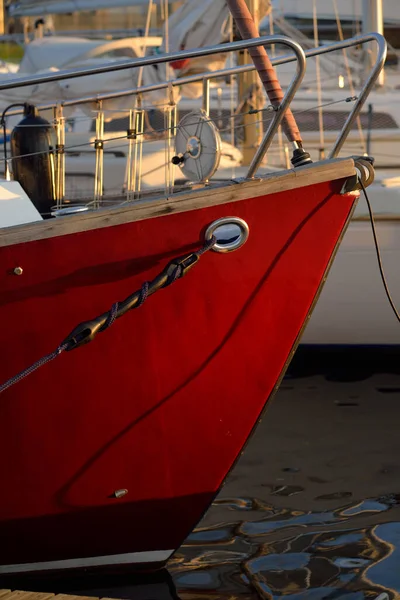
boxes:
[0,591,115,600]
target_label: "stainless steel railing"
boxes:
[3,32,387,166]
[0,35,302,92]
[2,34,307,193]
[1,32,387,208]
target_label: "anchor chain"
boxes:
[0,236,216,394]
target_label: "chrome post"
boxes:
[165,85,177,196]
[53,104,65,209]
[202,78,210,116]
[94,102,104,208]
[217,86,223,129]
[126,108,136,202]
[170,104,177,193]
[164,106,173,195]
[277,124,284,167]
[135,105,145,199]
[4,160,11,181]
[131,110,140,199]
[284,145,290,170]
[126,100,145,202]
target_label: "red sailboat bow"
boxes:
[0,0,385,576]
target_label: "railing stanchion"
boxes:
[53,104,65,209]
[94,102,104,208]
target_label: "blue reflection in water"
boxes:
[342,500,391,517]
[320,532,364,547]
[365,523,400,592]
[240,510,339,536]
[171,495,400,599]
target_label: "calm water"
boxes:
[4,348,400,600]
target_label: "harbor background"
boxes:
[0,0,399,596]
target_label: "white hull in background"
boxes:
[302,177,400,346]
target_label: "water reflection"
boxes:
[171,495,400,599]
[170,348,400,600]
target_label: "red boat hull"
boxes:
[0,164,357,573]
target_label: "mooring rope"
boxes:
[0,236,216,394]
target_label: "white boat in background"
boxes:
[287,0,400,346]
[303,184,400,346]
[7,0,166,17]
[0,34,177,114]
[268,0,399,25]
[0,0,242,198]
[0,0,232,115]
[221,0,400,347]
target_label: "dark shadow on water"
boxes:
[287,345,400,381]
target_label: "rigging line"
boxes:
[2,109,346,164]
[5,97,361,165]
[5,93,365,163]
[292,97,358,115]
[8,133,132,161]
[144,94,359,136]
[248,96,358,117]
[360,179,400,325]
[89,101,177,112]
[10,120,198,159]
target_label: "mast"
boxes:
[226,0,311,167]
[362,0,384,86]
[237,0,264,166]
[0,0,4,35]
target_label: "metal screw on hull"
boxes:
[113,489,128,499]
[13,267,23,275]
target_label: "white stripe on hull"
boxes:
[0,549,174,574]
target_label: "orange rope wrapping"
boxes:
[226,0,302,144]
